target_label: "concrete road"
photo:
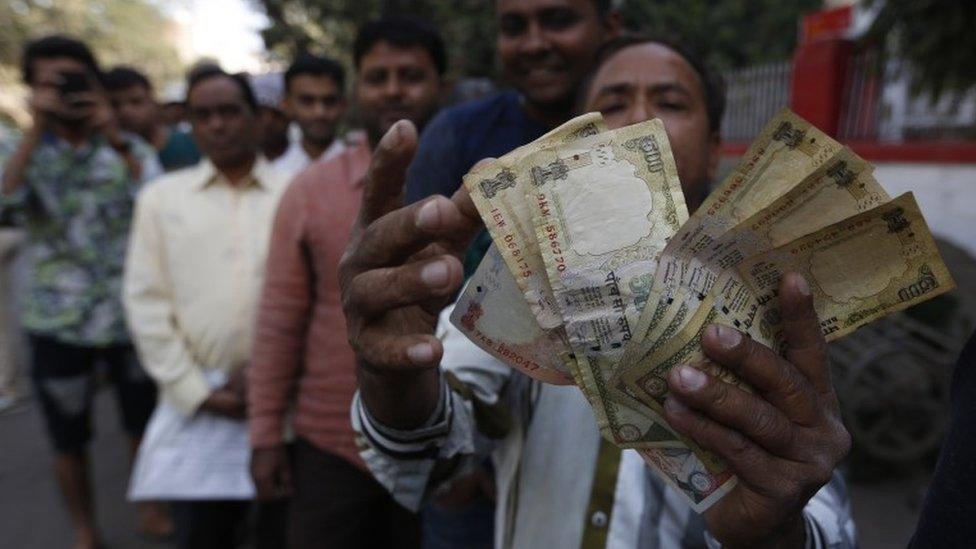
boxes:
[0,386,927,549]
[0,391,165,549]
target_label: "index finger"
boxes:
[358,119,418,226]
[351,195,479,270]
[779,272,832,395]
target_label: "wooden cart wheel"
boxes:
[838,345,950,462]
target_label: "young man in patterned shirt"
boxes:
[0,35,165,549]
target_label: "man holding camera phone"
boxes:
[0,35,163,549]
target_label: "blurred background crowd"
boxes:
[1,0,975,548]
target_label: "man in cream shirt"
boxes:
[123,68,289,548]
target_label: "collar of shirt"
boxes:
[290,137,347,164]
[192,155,276,191]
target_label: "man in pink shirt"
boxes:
[247,16,446,549]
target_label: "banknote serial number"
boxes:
[536,193,567,272]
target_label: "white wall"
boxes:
[873,163,976,258]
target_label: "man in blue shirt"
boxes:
[406,0,620,276]
[403,1,620,545]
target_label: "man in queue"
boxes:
[124,68,290,548]
[342,35,857,549]
[247,16,446,549]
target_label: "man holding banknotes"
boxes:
[341,33,859,549]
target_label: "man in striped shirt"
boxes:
[343,34,857,549]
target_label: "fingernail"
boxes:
[677,364,707,391]
[792,273,811,297]
[416,199,440,230]
[708,324,741,350]
[407,342,434,364]
[379,120,403,149]
[421,261,449,288]
[664,397,688,414]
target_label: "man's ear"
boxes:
[706,131,721,184]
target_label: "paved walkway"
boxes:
[0,391,164,549]
[0,386,926,549]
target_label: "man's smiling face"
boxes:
[496,0,614,113]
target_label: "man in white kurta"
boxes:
[123,68,290,548]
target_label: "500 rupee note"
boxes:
[628,109,844,368]
[684,147,887,300]
[614,147,888,389]
[524,118,688,446]
[464,113,608,330]
[638,447,736,513]
[711,192,955,349]
[451,244,576,384]
[620,192,955,412]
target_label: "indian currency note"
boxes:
[620,192,955,410]
[613,147,888,388]
[684,147,888,299]
[451,244,576,384]
[524,118,689,446]
[638,447,736,513]
[627,109,844,366]
[619,296,746,418]
[464,112,608,330]
[711,191,956,348]
[454,113,609,384]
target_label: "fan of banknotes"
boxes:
[449,109,955,512]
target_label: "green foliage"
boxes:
[253,0,497,77]
[868,0,976,100]
[254,0,820,78]
[0,0,183,84]
[619,0,820,72]
[0,0,183,128]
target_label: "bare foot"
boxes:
[137,501,174,539]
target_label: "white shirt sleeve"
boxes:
[351,306,513,511]
[123,185,210,415]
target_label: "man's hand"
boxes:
[200,365,247,420]
[200,389,246,419]
[251,445,292,500]
[200,387,247,420]
[27,86,60,130]
[338,120,482,429]
[663,272,851,549]
[200,366,249,419]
